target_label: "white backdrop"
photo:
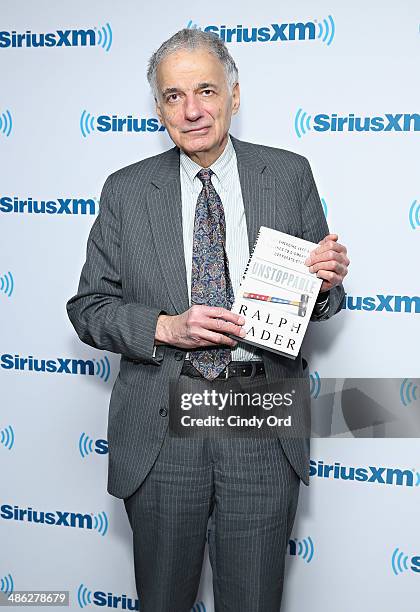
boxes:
[1,1,419,610]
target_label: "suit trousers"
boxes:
[123,372,301,612]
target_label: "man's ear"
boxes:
[232,82,240,115]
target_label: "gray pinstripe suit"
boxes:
[66,134,345,610]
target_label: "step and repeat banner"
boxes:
[1,1,419,610]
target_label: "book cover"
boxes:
[229,226,323,359]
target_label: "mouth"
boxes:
[184,126,211,133]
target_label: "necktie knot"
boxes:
[197,168,214,186]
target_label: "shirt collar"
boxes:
[179,134,235,190]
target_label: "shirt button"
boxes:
[159,407,168,417]
[174,351,184,361]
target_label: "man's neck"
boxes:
[184,133,229,168]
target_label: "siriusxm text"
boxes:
[313,113,420,132]
[2,504,96,529]
[343,294,420,314]
[203,22,316,43]
[84,592,139,610]
[310,460,418,487]
[0,197,96,215]
[1,354,96,375]
[0,29,96,48]
[96,116,165,133]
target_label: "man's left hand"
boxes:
[304,234,350,292]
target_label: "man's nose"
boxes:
[184,94,203,121]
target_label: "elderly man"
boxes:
[67,28,348,612]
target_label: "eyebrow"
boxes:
[161,82,219,97]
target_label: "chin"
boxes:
[182,136,214,152]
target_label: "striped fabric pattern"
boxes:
[66,134,346,500]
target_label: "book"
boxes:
[229,226,323,359]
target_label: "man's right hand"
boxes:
[155,305,246,349]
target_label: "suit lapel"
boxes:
[145,135,279,315]
[230,135,277,254]
[146,146,190,314]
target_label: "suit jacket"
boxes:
[66,134,345,499]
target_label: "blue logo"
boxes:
[342,294,420,314]
[400,379,419,407]
[0,110,12,137]
[0,196,98,215]
[294,109,420,137]
[391,547,420,575]
[79,433,108,458]
[295,108,312,138]
[95,24,113,52]
[187,15,335,45]
[0,272,14,297]
[77,584,93,608]
[0,425,14,450]
[409,200,420,229]
[0,24,112,52]
[77,584,205,609]
[0,353,111,382]
[80,111,165,137]
[288,536,314,563]
[0,573,14,595]
[1,505,108,535]
[310,459,420,487]
[309,370,321,399]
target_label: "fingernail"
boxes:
[239,328,246,337]
[304,257,310,265]
[238,316,245,324]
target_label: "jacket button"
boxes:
[159,407,168,417]
[174,351,184,361]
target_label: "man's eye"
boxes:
[202,89,213,96]
[167,93,179,102]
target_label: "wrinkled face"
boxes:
[155,47,239,161]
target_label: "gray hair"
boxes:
[147,28,239,100]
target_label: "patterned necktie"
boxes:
[190,168,235,380]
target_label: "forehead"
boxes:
[156,47,227,89]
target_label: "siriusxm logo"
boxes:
[1,353,111,382]
[309,370,321,399]
[77,584,206,609]
[0,573,14,595]
[0,24,112,52]
[294,109,420,137]
[187,15,335,45]
[79,433,108,458]
[80,111,165,137]
[0,425,14,450]
[392,548,420,575]
[342,294,420,314]
[0,271,13,298]
[400,379,418,407]
[0,109,12,137]
[1,505,108,535]
[0,196,97,215]
[409,200,420,230]
[288,536,314,563]
[310,460,420,487]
